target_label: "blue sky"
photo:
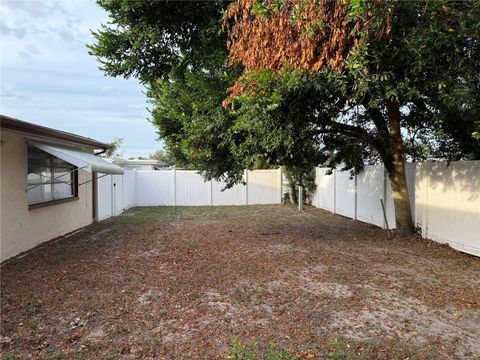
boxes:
[0,0,161,158]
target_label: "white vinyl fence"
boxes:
[97,169,283,221]
[312,161,480,257]
[97,162,479,257]
[415,161,480,257]
[311,164,416,229]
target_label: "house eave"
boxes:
[0,115,109,150]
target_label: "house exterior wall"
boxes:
[0,130,93,262]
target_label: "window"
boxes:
[27,146,78,206]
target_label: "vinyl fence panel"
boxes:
[122,170,136,209]
[406,163,416,222]
[175,170,211,206]
[136,170,174,205]
[334,170,356,219]
[314,167,335,211]
[416,161,480,256]
[247,169,282,205]
[356,165,385,227]
[212,180,247,205]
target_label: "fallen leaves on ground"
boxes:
[1,205,479,359]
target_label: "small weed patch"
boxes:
[228,338,298,360]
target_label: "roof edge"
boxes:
[0,115,109,149]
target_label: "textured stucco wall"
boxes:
[0,130,93,262]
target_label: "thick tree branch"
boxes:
[361,95,390,140]
[314,121,387,159]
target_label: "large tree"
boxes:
[89,0,480,236]
[222,0,480,235]
[89,0,325,184]
[88,0,228,83]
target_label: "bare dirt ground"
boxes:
[1,205,479,359]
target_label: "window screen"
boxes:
[27,146,77,204]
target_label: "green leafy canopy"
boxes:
[89,0,480,187]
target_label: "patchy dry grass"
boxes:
[1,205,479,359]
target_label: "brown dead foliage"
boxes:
[223,0,391,105]
[1,205,479,359]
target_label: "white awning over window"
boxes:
[30,142,124,175]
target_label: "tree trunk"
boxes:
[385,101,414,237]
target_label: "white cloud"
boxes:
[0,0,160,158]
[1,0,64,18]
[17,44,41,63]
[0,23,28,38]
[0,87,20,99]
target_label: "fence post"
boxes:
[173,168,176,206]
[333,170,336,214]
[245,169,249,205]
[422,162,429,239]
[93,171,98,222]
[298,186,303,211]
[111,175,115,218]
[210,179,213,206]
[383,166,388,229]
[279,167,283,204]
[133,169,137,207]
[122,174,125,213]
[354,173,358,220]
